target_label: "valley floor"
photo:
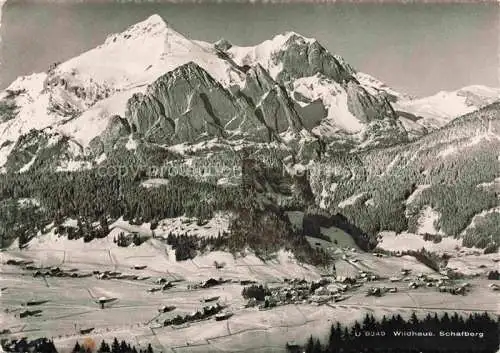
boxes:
[1,234,498,353]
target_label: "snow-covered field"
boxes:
[415,206,444,235]
[335,252,437,279]
[5,230,319,284]
[446,254,500,276]
[1,204,498,352]
[377,232,464,254]
[1,231,323,352]
[2,227,499,353]
[376,231,499,277]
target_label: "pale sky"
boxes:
[1,1,498,96]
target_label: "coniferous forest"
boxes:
[1,121,498,257]
[0,156,332,266]
[292,312,499,353]
[2,337,154,353]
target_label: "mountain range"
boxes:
[0,14,498,254]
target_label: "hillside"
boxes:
[309,103,500,251]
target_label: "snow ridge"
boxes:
[394,85,500,130]
[228,31,315,80]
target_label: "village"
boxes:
[4,251,498,318]
[2,242,499,353]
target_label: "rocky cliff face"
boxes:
[122,60,318,148]
[345,81,396,124]
[224,32,401,142]
[89,115,131,156]
[4,129,83,173]
[240,64,276,104]
[0,90,21,123]
[124,61,287,145]
[125,61,248,144]
[274,37,355,84]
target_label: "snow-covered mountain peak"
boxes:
[0,15,248,162]
[354,72,410,101]
[47,14,242,97]
[227,31,316,80]
[52,16,181,90]
[103,14,168,45]
[456,85,500,104]
[123,14,166,35]
[279,31,316,46]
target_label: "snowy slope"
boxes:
[0,15,246,154]
[53,14,242,91]
[394,85,500,130]
[0,73,54,166]
[228,32,315,80]
[355,72,411,101]
[291,74,363,134]
[57,87,143,147]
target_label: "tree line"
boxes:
[0,155,331,267]
[241,284,272,301]
[1,337,154,353]
[164,231,229,261]
[0,169,242,248]
[72,338,153,353]
[293,311,499,353]
[163,303,223,326]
